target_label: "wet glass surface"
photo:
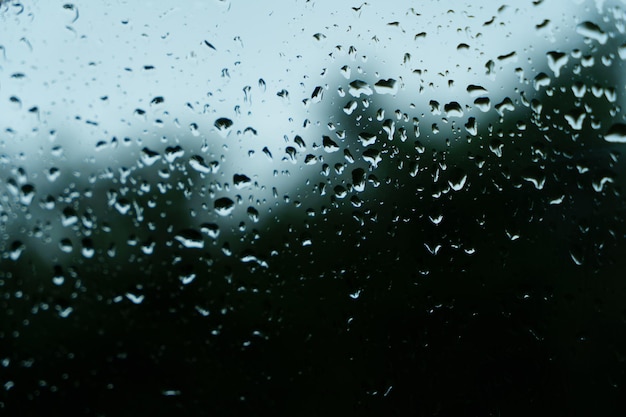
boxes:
[1,1,626,415]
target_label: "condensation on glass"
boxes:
[1,0,625,415]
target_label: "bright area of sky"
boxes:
[0,0,604,159]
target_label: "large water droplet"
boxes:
[604,124,626,143]
[214,117,233,137]
[374,78,398,95]
[358,132,377,147]
[214,197,235,216]
[174,229,204,249]
[348,80,373,97]
[576,21,608,44]
[546,51,568,77]
[564,108,586,131]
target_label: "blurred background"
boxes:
[1,0,626,415]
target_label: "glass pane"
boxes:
[1,0,625,415]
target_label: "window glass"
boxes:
[1,0,626,415]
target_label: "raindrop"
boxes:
[311,86,324,103]
[189,155,212,174]
[495,97,515,116]
[8,241,25,261]
[564,108,586,131]
[546,51,568,77]
[61,207,78,227]
[81,238,95,258]
[443,101,463,118]
[125,293,145,304]
[19,184,35,206]
[533,73,550,90]
[576,21,607,44]
[200,223,220,239]
[214,117,233,137]
[59,238,73,253]
[164,146,184,163]
[322,136,340,152]
[233,174,252,189]
[174,229,204,249]
[247,206,259,222]
[358,132,377,147]
[352,168,366,192]
[214,197,235,216]
[374,78,398,95]
[465,117,477,136]
[604,124,626,143]
[140,147,161,166]
[348,80,373,97]
[362,149,382,168]
[473,97,491,112]
[571,82,586,98]
[343,100,358,115]
[466,84,488,97]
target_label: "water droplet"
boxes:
[285,146,297,163]
[200,223,220,239]
[343,100,358,115]
[443,101,463,118]
[126,293,145,304]
[473,97,491,112]
[362,149,382,168]
[373,78,398,95]
[61,207,78,227]
[576,21,607,44]
[19,184,35,205]
[571,82,586,98]
[322,136,340,152]
[140,147,161,166]
[174,229,204,249]
[8,241,25,261]
[247,206,259,222]
[465,117,477,136]
[311,86,324,103]
[564,108,586,130]
[533,73,550,90]
[546,51,568,77]
[352,168,366,192]
[495,97,515,116]
[233,174,252,189]
[348,80,373,97]
[358,132,377,147]
[214,197,235,216]
[604,124,626,143]
[189,155,212,174]
[521,167,546,190]
[466,84,488,97]
[214,118,233,137]
[448,169,468,191]
[180,274,196,285]
[81,238,95,258]
[59,238,73,253]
